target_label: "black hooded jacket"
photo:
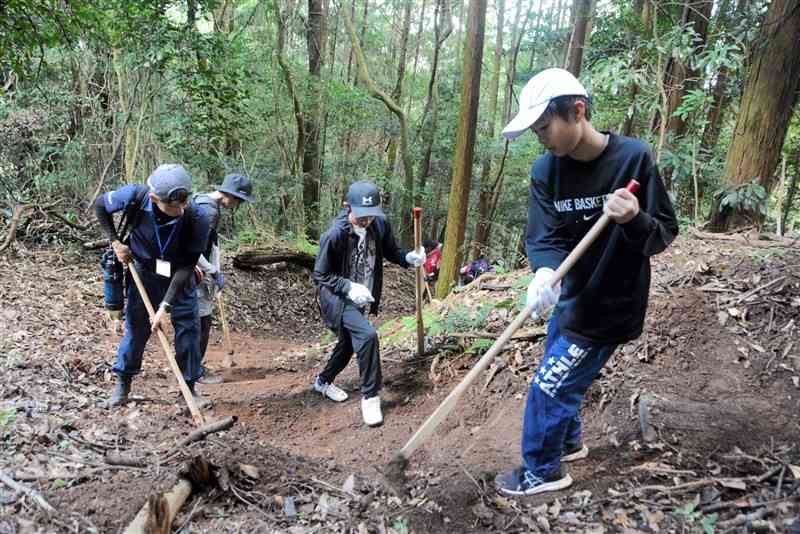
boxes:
[313,210,410,333]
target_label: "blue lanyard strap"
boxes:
[150,211,181,259]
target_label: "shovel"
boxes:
[383,179,641,490]
[127,262,206,426]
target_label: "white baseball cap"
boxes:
[502,68,588,140]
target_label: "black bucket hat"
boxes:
[216,173,256,203]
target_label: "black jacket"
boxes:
[313,210,410,333]
[526,133,678,344]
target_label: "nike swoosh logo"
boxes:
[582,212,601,221]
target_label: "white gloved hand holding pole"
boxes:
[347,282,375,306]
[405,247,427,267]
[527,267,560,320]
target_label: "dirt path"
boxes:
[2,237,799,532]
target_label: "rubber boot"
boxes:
[105,376,131,408]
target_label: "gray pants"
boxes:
[319,303,381,398]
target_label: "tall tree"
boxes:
[342,5,415,243]
[436,0,488,298]
[564,0,594,76]
[700,0,746,154]
[710,0,800,230]
[655,0,712,190]
[471,0,504,259]
[385,0,414,245]
[303,0,326,239]
[416,0,452,215]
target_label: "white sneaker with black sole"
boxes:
[313,377,348,402]
[361,396,383,427]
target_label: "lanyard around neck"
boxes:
[150,210,180,259]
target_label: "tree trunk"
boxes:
[700,0,745,153]
[471,0,505,260]
[392,0,414,245]
[303,0,326,240]
[416,0,452,208]
[435,0,487,299]
[710,0,800,231]
[272,0,305,179]
[564,0,594,77]
[411,0,428,80]
[342,5,415,244]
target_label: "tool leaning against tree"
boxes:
[94,164,212,415]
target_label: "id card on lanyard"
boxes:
[152,211,180,278]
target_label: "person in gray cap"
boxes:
[312,181,426,427]
[93,164,211,408]
[194,173,256,385]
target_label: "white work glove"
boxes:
[347,282,375,306]
[526,268,560,321]
[405,247,427,267]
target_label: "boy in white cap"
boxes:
[312,181,426,427]
[494,68,678,496]
[94,164,210,408]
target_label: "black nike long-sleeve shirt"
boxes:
[526,133,679,345]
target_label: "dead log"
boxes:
[233,249,316,270]
[124,478,192,534]
[638,392,776,445]
[124,457,214,534]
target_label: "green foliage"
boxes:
[671,499,718,534]
[715,180,768,216]
[466,338,494,354]
[391,518,409,534]
[0,407,16,439]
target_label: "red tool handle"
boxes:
[413,207,422,220]
[626,179,640,194]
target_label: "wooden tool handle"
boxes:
[413,207,424,356]
[127,263,205,426]
[397,179,640,458]
[217,293,235,367]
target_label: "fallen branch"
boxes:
[233,250,315,270]
[173,416,236,451]
[0,469,56,514]
[124,457,214,534]
[448,327,546,341]
[688,226,799,248]
[124,478,193,534]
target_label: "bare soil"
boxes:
[1,234,799,533]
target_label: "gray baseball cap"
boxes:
[346,181,385,218]
[147,164,193,201]
[216,173,256,203]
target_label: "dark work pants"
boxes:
[114,268,202,383]
[319,303,381,398]
[199,315,212,365]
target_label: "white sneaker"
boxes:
[361,396,383,427]
[313,377,348,402]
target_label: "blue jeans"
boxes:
[521,313,618,477]
[114,267,202,383]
